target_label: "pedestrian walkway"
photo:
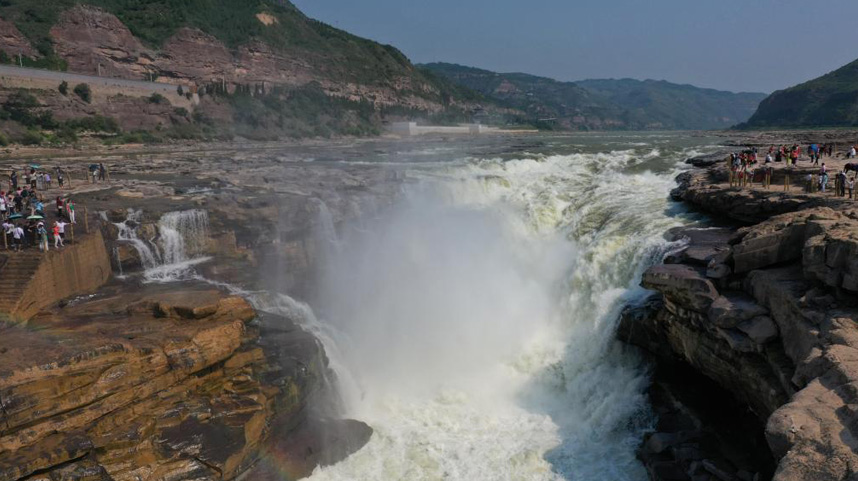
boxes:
[0,253,45,317]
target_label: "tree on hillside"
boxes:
[73,83,92,103]
[59,81,68,95]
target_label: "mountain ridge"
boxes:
[740,58,858,129]
[422,62,767,131]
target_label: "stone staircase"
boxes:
[0,253,44,317]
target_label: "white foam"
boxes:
[308,143,704,480]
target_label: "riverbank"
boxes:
[0,137,410,479]
[620,129,858,481]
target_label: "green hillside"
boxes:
[1,0,429,88]
[577,78,766,130]
[0,1,509,143]
[740,58,858,129]
[423,63,767,131]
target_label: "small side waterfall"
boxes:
[114,209,159,269]
[145,209,210,282]
[112,209,211,283]
[157,210,210,265]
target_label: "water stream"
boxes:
[108,133,720,480]
[303,135,715,480]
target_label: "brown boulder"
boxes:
[642,264,720,312]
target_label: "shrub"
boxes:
[73,83,92,103]
[0,132,9,147]
[104,130,161,145]
[173,107,189,117]
[149,93,167,104]
[58,81,68,95]
[2,91,40,126]
[20,130,43,146]
[65,115,121,133]
[177,85,184,96]
[52,126,78,143]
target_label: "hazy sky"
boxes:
[292,0,858,94]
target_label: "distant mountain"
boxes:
[741,58,858,129]
[422,63,767,131]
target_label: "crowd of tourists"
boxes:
[3,166,76,252]
[729,143,857,196]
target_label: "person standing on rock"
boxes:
[12,190,22,215]
[52,222,63,248]
[0,192,8,220]
[55,219,67,244]
[67,199,76,225]
[10,171,17,191]
[12,224,23,251]
[57,170,64,190]
[36,222,48,252]
[44,172,51,189]
[2,219,12,248]
[98,163,106,182]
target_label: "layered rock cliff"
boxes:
[621,161,858,481]
[0,286,367,480]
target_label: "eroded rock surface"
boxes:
[0,286,367,480]
[625,178,858,480]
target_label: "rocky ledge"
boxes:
[0,286,369,480]
[621,158,858,480]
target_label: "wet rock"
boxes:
[716,328,756,353]
[643,265,720,312]
[706,263,732,280]
[113,243,142,271]
[736,316,778,345]
[708,294,768,329]
[646,432,701,454]
[686,153,727,168]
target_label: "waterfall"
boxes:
[145,209,211,282]
[113,209,159,269]
[156,209,210,265]
[306,139,712,481]
[313,198,342,252]
[111,208,211,283]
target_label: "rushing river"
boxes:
[294,132,719,480]
[123,132,720,480]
